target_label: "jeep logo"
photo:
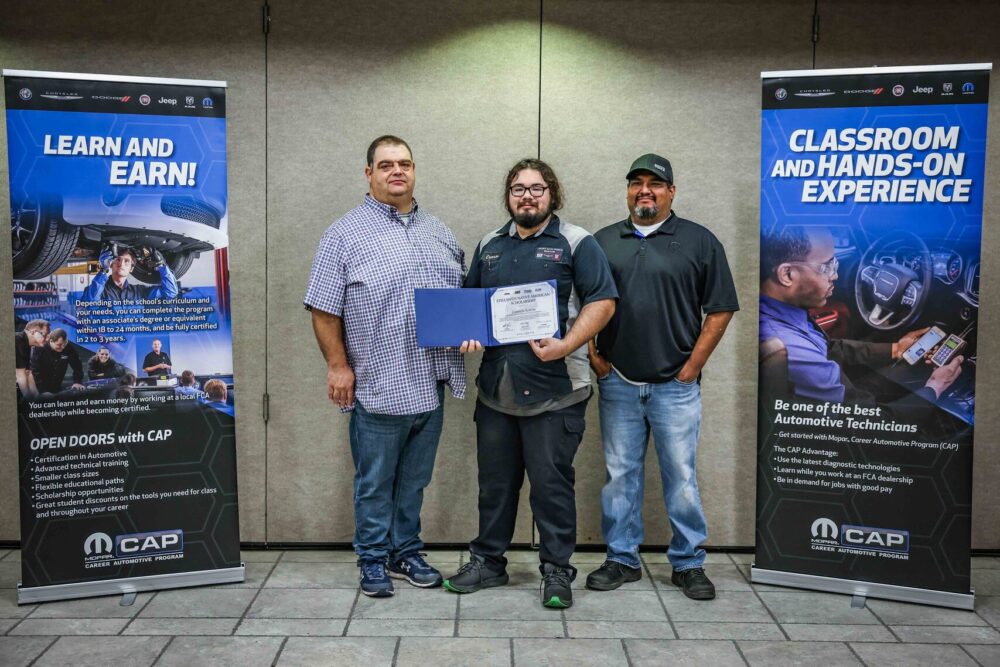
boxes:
[841,524,909,552]
[912,86,934,94]
[114,529,184,557]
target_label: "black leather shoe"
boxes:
[671,567,716,600]
[585,560,642,591]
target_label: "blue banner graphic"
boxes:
[4,71,240,602]
[754,65,990,607]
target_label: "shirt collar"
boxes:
[759,294,812,329]
[363,193,419,222]
[619,211,677,237]
[506,214,561,239]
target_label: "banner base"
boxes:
[17,564,245,605]
[751,565,975,610]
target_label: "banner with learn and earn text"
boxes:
[3,70,242,603]
[754,64,991,609]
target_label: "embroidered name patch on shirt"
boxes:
[535,247,563,262]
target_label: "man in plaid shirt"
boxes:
[305,135,466,598]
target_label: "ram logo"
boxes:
[840,524,909,552]
[84,532,113,556]
[810,517,838,540]
[114,529,184,558]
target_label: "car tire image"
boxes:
[11,200,79,280]
[131,250,195,284]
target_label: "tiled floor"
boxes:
[0,548,998,666]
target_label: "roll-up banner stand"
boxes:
[3,70,242,603]
[754,63,991,610]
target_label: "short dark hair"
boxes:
[504,158,564,217]
[48,328,68,343]
[180,370,196,387]
[760,228,812,281]
[366,135,412,167]
[115,246,137,263]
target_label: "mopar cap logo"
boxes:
[892,84,904,97]
[963,82,975,94]
[18,88,31,101]
[202,97,214,108]
[114,529,184,558]
[775,88,787,101]
[811,517,838,539]
[841,524,909,552]
[84,532,113,555]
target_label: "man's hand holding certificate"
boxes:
[415,280,560,348]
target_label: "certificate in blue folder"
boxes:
[415,280,559,347]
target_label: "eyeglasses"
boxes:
[509,184,548,197]
[791,256,839,277]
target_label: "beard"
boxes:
[513,204,552,229]
[633,204,659,220]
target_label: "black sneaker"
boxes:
[671,567,716,600]
[540,563,576,608]
[585,560,642,591]
[442,554,509,593]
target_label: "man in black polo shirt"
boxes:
[443,158,617,609]
[30,328,85,395]
[586,154,739,601]
[142,339,172,376]
[15,318,49,399]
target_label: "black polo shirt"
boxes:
[466,216,618,406]
[15,331,31,370]
[142,351,172,376]
[30,344,83,394]
[595,212,739,383]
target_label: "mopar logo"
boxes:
[811,517,838,540]
[84,532,113,556]
[841,524,909,552]
[962,82,975,94]
[202,97,214,108]
[114,529,184,558]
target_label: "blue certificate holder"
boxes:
[415,280,560,347]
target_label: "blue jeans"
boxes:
[349,384,444,562]
[597,371,706,571]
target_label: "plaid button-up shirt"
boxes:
[304,194,466,415]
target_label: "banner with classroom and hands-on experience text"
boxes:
[754,64,990,609]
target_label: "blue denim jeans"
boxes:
[597,371,706,571]
[349,384,444,562]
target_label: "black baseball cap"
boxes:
[626,153,673,182]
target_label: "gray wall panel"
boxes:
[0,1,268,542]
[540,1,814,547]
[265,1,541,543]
